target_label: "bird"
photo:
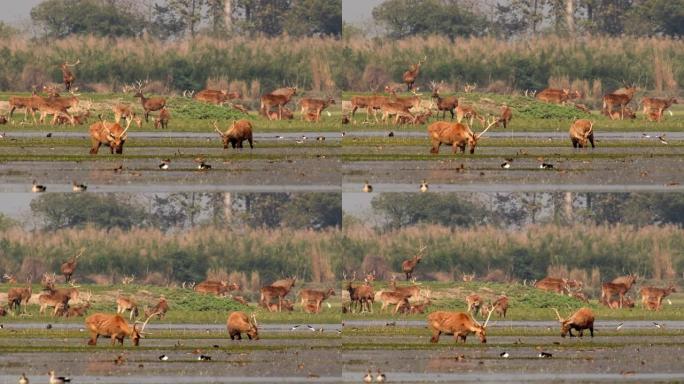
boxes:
[363,369,373,383]
[420,180,428,192]
[388,131,394,137]
[500,351,509,358]
[642,133,652,138]
[316,136,325,141]
[46,133,52,138]
[539,163,554,169]
[197,162,212,170]
[616,322,624,331]
[159,159,170,169]
[0,132,6,139]
[385,321,396,327]
[291,325,302,331]
[341,131,346,137]
[113,164,123,173]
[538,352,552,358]
[658,135,668,145]
[667,299,672,305]
[362,181,373,193]
[19,373,29,384]
[31,180,46,193]
[72,181,87,192]
[48,371,70,384]
[275,135,284,140]
[653,322,664,329]
[376,369,386,382]
[301,135,308,140]
[198,355,211,361]
[306,325,316,332]
[295,140,305,144]
[46,324,52,330]
[158,354,169,361]
[501,161,511,169]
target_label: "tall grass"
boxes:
[344,35,683,94]
[0,35,344,92]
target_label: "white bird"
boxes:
[420,180,428,192]
[616,322,624,331]
[72,181,87,192]
[48,371,70,384]
[500,351,509,358]
[275,135,284,140]
[326,111,332,117]
[306,325,316,332]
[501,162,511,169]
[658,135,668,145]
[159,354,169,361]
[159,159,170,169]
[291,325,301,331]
[667,299,672,305]
[653,322,664,329]
[0,132,5,139]
[31,180,46,193]
[198,355,211,361]
[363,369,373,383]
[362,181,373,193]
[376,369,386,382]
[539,163,554,169]
[197,162,211,170]
[19,373,29,384]
[538,352,552,358]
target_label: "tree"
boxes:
[30,0,144,38]
[233,0,291,36]
[371,193,487,229]
[167,0,206,38]
[283,0,342,37]
[30,194,148,230]
[494,0,547,36]
[624,0,684,37]
[280,193,342,229]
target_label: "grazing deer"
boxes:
[402,243,427,280]
[427,117,497,154]
[498,105,512,128]
[403,56,426,91]
[60,59,80,91]
[213,120,253,149]
[227,312,259,340]
[465,294,482,315]
[536,88,571,104]
[427,309,493,343]
[552,307,594,338]
[89,115,131,154]
[299,97,335,122]
[603,86,638,120]
[154,107,170,129]
[639,285,676,311]
[145,296,169,319]
[350,89,389,123]
[430,81,458,119]
[116,293,139,320]
[534,277,569,294]
[7,279,32,315]
[128,81,166,122]
[85,312,156,346]
[60,249,84,283]
[569,119,595,148]
[297,288,335,313]
[260,87,297,120]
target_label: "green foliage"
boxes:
[170,291,248,312]
[29,194,148,230]
[235,193,342,230]
[371,193,488,229]
[166,98,247,121]
[0,214,17,231]
[284,0,342,37]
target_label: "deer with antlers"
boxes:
[145,295,169,319]
[428,309,493,344]
[116,292,139,320]
[403,56,426,91]
[344,272,374,313]
[65,290,92,317]
[60,59,80,91]
[112,103,142,127]
[569,119,595,148]
[601,274,637,309]
[60,249,84,283]
[603,85,638,120]
[126,81,166,123]
[427,117,497,154]
[430,81,458,119]
[552,307,594,338]
[498,105,512,128]
[455,104,484,127]
[299,96,335,122]
[401,242,426,280]
[85,311,157,346]
[463,83,477,93]
[194,280,238,296]
[641,97,677,121]
[639,284,676,311]
[213,120,253,149]
[39,283,79,316]
[297,288,335,313]
[227,312,259,340]
[536,88,572,104]
[89,115,131,154]
[378,289,411,314]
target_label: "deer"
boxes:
[409,290,432,314]
[640,96,677,118]
[350,88,389,123]
[403,56,426,91]
[7,277,32,315]
[112,103,142,127]
[85,311,157,346]
[65,291,92,317]
[427,309,493,344]
[8,91,40,122]
[463,83,477,93]
[344,272,374,313]
[60,249,84,283]
[534,277,570,294]
[604,106,636,120]
[401,243,427,280]
[491,295,509,318]
[267,106,294,120]
[387,87,423,111]
[297,288,335,313]
[380,101,416,125]
[60,59,80,91]
[462,273,475,282]
[601,275,637,309]
[39,285,77,316]
[639,284,676,311]
[427,117,497,154]
[603,295,634,309]
[213,120,253,149]
[193,89,230,105]
[603,86,638,120]
[194,280,239,296]
[127,81,166,122]
[465,294,482,315]
[260,87,297,120]
[536,88,572,104]
[430,81,458,119]
[116,292,139,320]
[154,107,170,129]
[299,96,335,122]
[552,307,595,338]
[455,104,484,127]
[389,275,421,299]
[89,115,131,154]
[569,119,595,148]
[498,105,512,128]
[3,273,17,284]
[227,312,259,340]
[265,299,294,312]
[144,296,169,319]
[646,109,663,122]
[378,290,411,314]
[260,277,296,312]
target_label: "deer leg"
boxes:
[588,134,595,148]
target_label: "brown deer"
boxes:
[491,295,509,318]
[116,292,139,320]
[128,81,166,122]
[265,299,294,312]
[536,88,571,104]
[3,273,17,284]
[89,115,131,154]
[60,249,84,283]
[463,83,477,93]
[465,294,482,315]
[112,103,142,127]
[604,106,636,120]
[260,87,297,120]
[387,87,423,110]
[213,120,253,149]
[193,89,229,105]
[350,90,389,123]
[389,275,421,299]
[603,86,638,120]
[430,81,458,119]
[60,59,80,91]
[85,312,156,346]
[569,119,595,148]
[297,288,335,313]
[154,107,170,129]
[299,97,335,122]
[427,310,493,344]
[534,277,569,294]
[8,92,39,122]
[498,105,512,128]
[639,285,676,310]
[145,296,169,319]
[646,109,662,122]
[380,101,416,125]
[39,286,76,316]
[462,273,475,282]
[601,274,637,309]
[401,243,427,280]
[65,291,92,317]
[455,104,484,127]
[427,117,497,154]
[378,290,411,314]
[344,273,374,313]
[403,56,426,91]
[227,312,259,340]
[641,96,677,118]
[260,277,296,312]
[194,280,239,296]
[7,278,32,315]
[552,307,594,338]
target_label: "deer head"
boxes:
[472,307,494,343]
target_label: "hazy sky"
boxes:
[343,0,383,24]
[0,0,42,23]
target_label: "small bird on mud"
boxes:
[388,131,394,137]
[501,161,511,169]
[46,133,52,138]
[653,322,665,329]
[114,354,125,365]
[72,180,87,192]
[539,163,554,169]
[198,355,211,361]
[31,180,46,193]
[385,321,396,327]
[363,369,373,383]
[538,352,553,358]
[376,369,386,382]
[362,181,373,193]
[158,354,169,361]
[500,351,509,358]
[658,135,668,145]
[18,373,29,384]
[45,324,52,330]
[48,371,70,384]
[197,162,212,170]
[420,180,428,192]
[616,323,624,331]
[159,159,170,169]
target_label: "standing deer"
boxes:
[61,249,84,283]
[154,107,170,129]
[299,97,335,122]
[112,103,142,127]
[128,81,166,122]
[601,274,637,308]
[60,59,80,91]
[145,296,169,319]
[260,87,297,120]
[641,97,677,121]
[403,56,426,91]
[427,309,493,344]
[378,290,411,314]
[401,243,426,280]
[116,292,139,320]
[639,285,676,310]
[7,277,32,315]
[430,81,458,119]
[297,288,335,313]
[260,277,296,312]
[465,294,482,315]
[344,272,374,313]
[603,86,638,120]
[213,120,253,149]
[498,105,512,128]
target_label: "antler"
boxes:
[213,121,225,136]
[139,311,159,334]
[551,308,564,322]
[476,117,499,139]
[251,313,258,327]
[65,59,80,67]
[483,304,494,327]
